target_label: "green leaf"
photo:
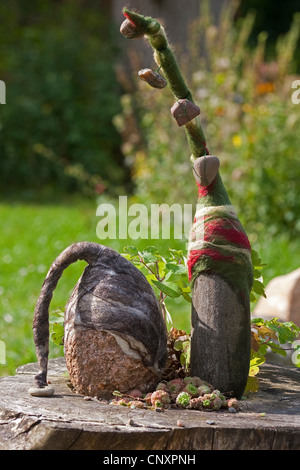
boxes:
[250,353,266,367]
[253,268,263,278]
[152,279,181,298]
[252,279,266,297]
[50,322,64,346]
[166,273,189,284]
[146,273,157,284]
[181,291,192,303]
[142,246,159,254]
[251,249,261,265]
[252,317,265,326]
[165,262,187,274]
[168,248,185,262]
[50,309,64,319]
[163,269,173,282]
[250,249,267,302]
[123,245,138,256]
[174,339,183,351]
[277,326,298,344]
[281,321,300,338]
[140,251,157,263]
[258,343,268,356]
[180,284,191,292]
[180,341,191,370]
[157,259,166,278]
[251,249,266,267]
[244,375,259,394]
[264,318,300,344]
[268,343,287,356]
[292,342,300,367]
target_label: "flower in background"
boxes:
[256,81,275,95]
[232,134,242,148]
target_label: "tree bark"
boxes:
[191,273,251,399]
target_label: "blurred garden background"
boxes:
[0,0,299,376]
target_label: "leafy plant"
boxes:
[245,249,300,392]
[250,249,267,303]
[163,327,191,380]
[49,309,64,347]
[122,245,191,324]
[246,317,300,393]
[251,317,300,357]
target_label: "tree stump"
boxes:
[0,358,299,450]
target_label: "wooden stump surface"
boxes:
[0,357,299,450]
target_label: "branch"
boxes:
[120,7,208,158]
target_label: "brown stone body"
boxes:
[33,242,167,396]
[65,329,159,397]
[171,99,200,126]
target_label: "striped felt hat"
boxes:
[188,168,253,309]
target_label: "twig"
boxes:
[121,7,208,158]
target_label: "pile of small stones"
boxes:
[106,376,239,413]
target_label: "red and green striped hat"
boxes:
[187,170,253,309]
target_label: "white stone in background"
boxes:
[253,267,300,325]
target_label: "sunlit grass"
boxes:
[0,200,98,375]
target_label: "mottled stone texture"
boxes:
[170,99,200,127]
[193,155,220,187]
[33,242,167,395]
[191,273,251,399]
[65,328,159,397]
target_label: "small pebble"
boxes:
[129,389,143,398]
[177,419,185,427]
[228,407,237,413]
[28,386,54,397]
[127,418,135,426]
[138,68,167,89]
[84,396,92,401]
[206,420,215,425]
[98,398,108,404]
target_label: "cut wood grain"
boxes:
[0,358,299,450]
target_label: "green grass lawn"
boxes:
[0,200,99,376]
[0,198,190,376]
[1,198,299,377]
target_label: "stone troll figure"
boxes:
[30,8,253,400]
[120,8,253,398]
[31,242,168,398]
